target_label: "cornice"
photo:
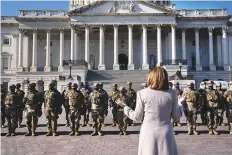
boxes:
[177,16,230,21]
[70,13,176,17]
[15,17,70,22]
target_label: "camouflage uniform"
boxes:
[67,83,84,136]
[44,83,62,136]
[223,81,232,134]
[62,82,72,126]
[205,81,220,135]
[98,83,108,127]
[90,83,105,136]
[80,82,92,127]
[216,82,226,126]
[198,82,207,125]
[15,83,25,128]
[117,87,130,135]
[1,85,6,128]
[182,82,199,135]
[126,82,136,126]
[109,84,120,127]
[4,85,18,136]
[173,82,183,127]
[23,83,42,136]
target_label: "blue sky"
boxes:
[1,1,232,16]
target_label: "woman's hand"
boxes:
[115,98,126,108]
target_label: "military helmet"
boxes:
[112,83,118,87]
[67,82,72,87]
[72,83,78,89]
[16,83,21,87]
[10,84,16,89]
[30,83,36,88]
[119,86,126,92]
[216,82,222,87]
[127,82,132,85]
[98,83,103,86]
[187,82,194,87]
[207,80,214,87]
[229,81,232,85]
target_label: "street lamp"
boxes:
[67,60,73,80]
[179,62,183,75]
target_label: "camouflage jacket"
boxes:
[205,89,220,108]
[44,89,62,111]
[117,94,129,111]
[81,88,91,104]
[183,88,199,109]
[4,91,18,109]
[23,90,41,110]
[16,89,25,107]
[126,89,136,108]
[108,90,120,108]
[67,90,84,110]
[90,90,105,110]
[216,90,226,109]
[224,90,232,108]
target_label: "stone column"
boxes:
[58,28,64,72]
[157,24,162,66]
[17,29,23,72]
[195,28,202,71]
[70,25,75,60]
[113,25,119,70]
[11,33,18,72]
[44,29,51,72]
[142,25,149,70]
[171,24,176,64]
[128,24,134,70]
[98,25,106,70]
[222,27,230,70]
[217,34,222,66]
[75,30,81,61]
[23,31,29,72]
[182,29,186,60]
[208,27,216,71]
[31,29,38,72]
[85,25,90,69]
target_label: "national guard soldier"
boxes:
[116,87,130,135]
[126,82,136,126]
[4,85,18,136]
[80,82,92,127]
[98,83,108,127]
[223,81,232,134]
[216,82,226,126]
[109,83,120,127]
[198,81,207,125]
[15,83,25,128]
[205,80,220,135]
[182,82,199,135]
[90,83,105,136]
[23,83,42,136]
[62,82,72,127]
[1,84,7,128]
[44,82,62,136]
[67,83,84,136]
[173,82,183,127]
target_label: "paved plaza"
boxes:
[1,110,232,155]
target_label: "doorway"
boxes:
[118,54,128,70]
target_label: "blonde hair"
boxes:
[147,67,169,91]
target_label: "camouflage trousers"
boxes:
[184,108,197,132]
[91,110,104,131]
[16,106,24,125]
[111,107,117,124]
[80,104,91,125]
[5,107,17,133]
[117,109,128,132]
[217,109,225,125]
[25,108,38,132]
[200,108,207,125]
[206,108,219,129]
[1,106,6,126]
[68,108,81,132]
[64,101,70,125]
[45,109,58,133]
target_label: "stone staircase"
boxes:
[85,70,149,92]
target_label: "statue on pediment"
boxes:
[112,1,135,13]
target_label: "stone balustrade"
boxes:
[1,16,16,20]
[177,9,227,16]
[18,10,68,17]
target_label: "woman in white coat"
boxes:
[116,67,182,155]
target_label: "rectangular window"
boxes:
[2,57,9,69]
[3,38,10,45]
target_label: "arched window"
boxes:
[1,52,12,70]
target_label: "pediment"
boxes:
[69,1,174,15]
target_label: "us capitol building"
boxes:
[1,0,232,92]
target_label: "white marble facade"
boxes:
[1,0,232,90]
